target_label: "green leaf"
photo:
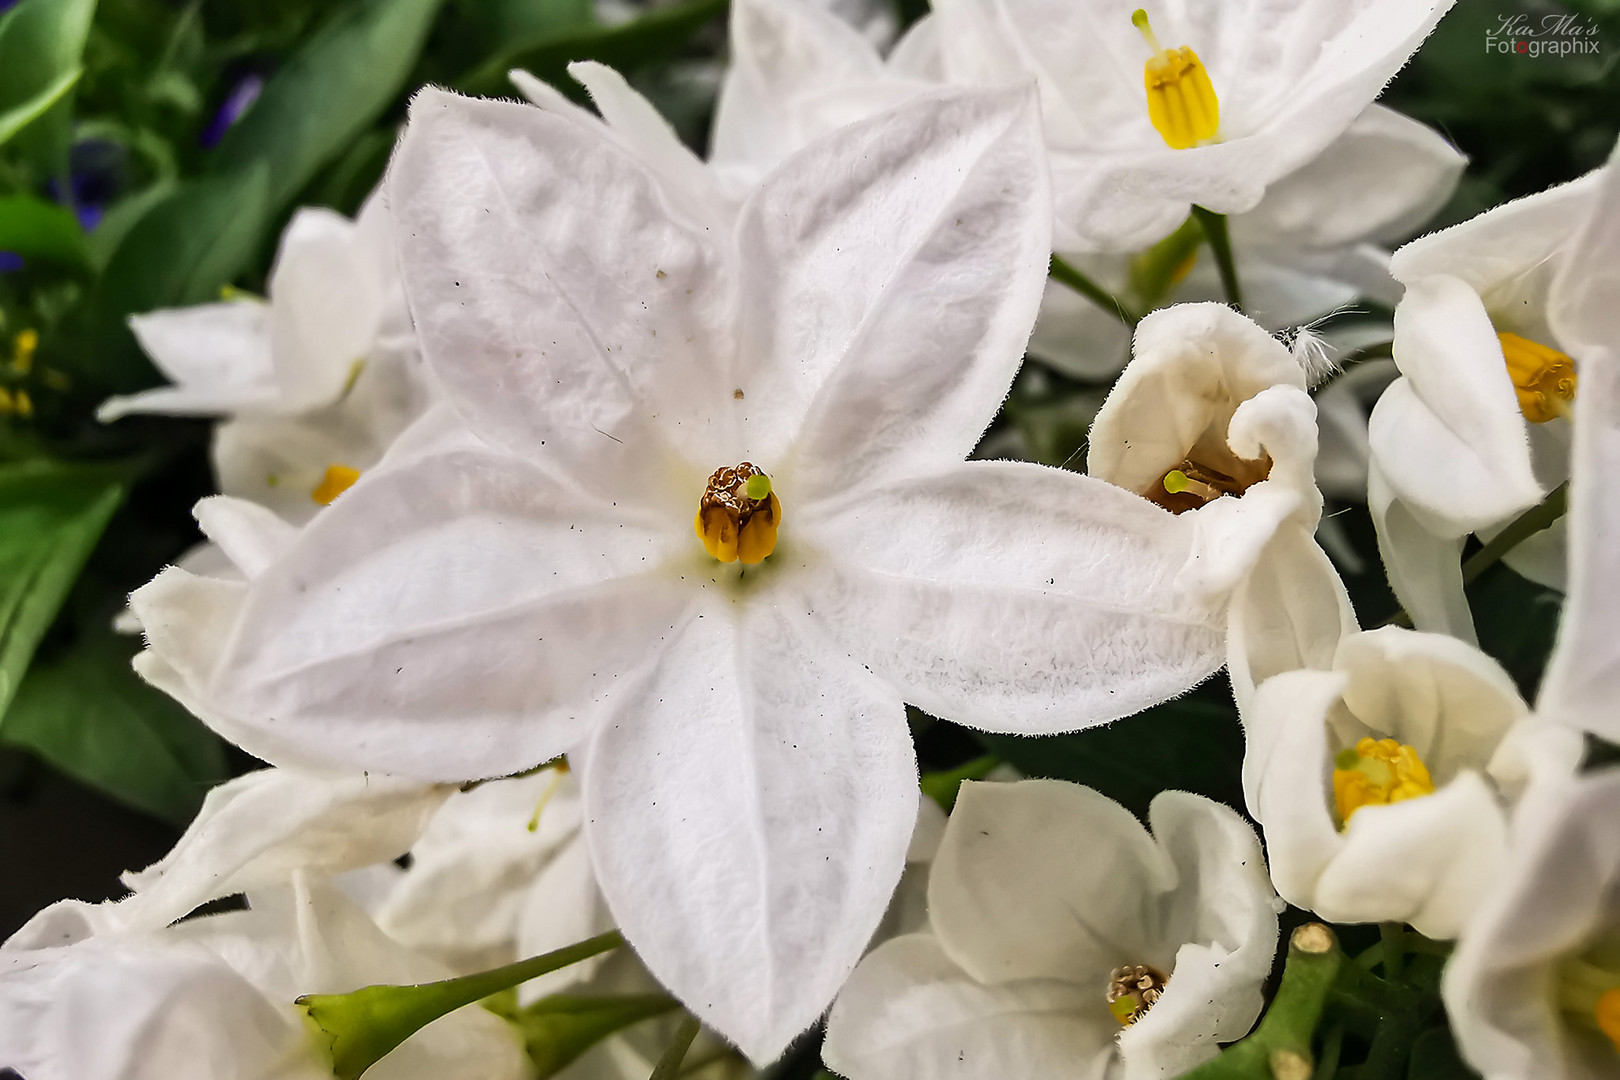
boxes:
[0,460,126,721]
[2,629,226,822]
[84,179,179,273]
[0,195,91,271]
[513,994,679,1078]
[0,66,80,148]
[976,691,1246,820]
[0,0,96,145]
[211,0,447,214]
[459,0,728,98]
[93,164,269,367]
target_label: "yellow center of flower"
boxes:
[1557,952,1620,1052]
[1596,989,1620,1053]
[1332,737,1435,827]
[1150,453,1271,514]
[1107,964,1169,1026]
[1499,332,1577,423]
[311,464,361,506]
[12,328,37,374]
[1133,9,1219,150]
[694,463,781,565]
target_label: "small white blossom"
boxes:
[1369,145,1620,639]
[822,779,1280,1080]
[1242,625,1582,938]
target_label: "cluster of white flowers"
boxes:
[6,0,1620,1077]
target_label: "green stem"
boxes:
[1190,206,1243,312]
[299,930,624,1080]
[649,1014,703,1080]
[1049,254,1139,327]
[1176,924,1345,1079]
[1463,480,1570,586]
[1379,922,1404,982]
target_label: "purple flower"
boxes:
[201,74,264,149]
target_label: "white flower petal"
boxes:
[100,302,278,421]
[806,460,1226,732]
[209,441,693,779]
[1241,668,1348,910]
[1235,105,1463,250]
[1313,771,1506,938]
[734,87,1050,498]
[1372,279,1543,532]
[1227,522,1358,710]
[1335,626,1529,780]
[0,934,328,1080]
[1119,792,1279,1080]
[565,61,727,230]
[583,597,916,1064]
[822,933,1112,1080]
[267,208,387,410]
[1368,458,1475,641]
[930,779,1177,985]
[1443,769,1620,1080]
[387,87,738,494]
[711,0,885,187]
[118,769,446,931]
[192,496,299,579]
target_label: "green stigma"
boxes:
[744,473,773,501]
[1162,469,1191,495]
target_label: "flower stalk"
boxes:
[298,930,625,1080]
[1190,206,1243,312]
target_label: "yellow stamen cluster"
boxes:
[1597,988,1620,1053]
[1499,332,1577,423]
[1107,964,1169,1026]
[695,463,781,565]
[1,329,38,419]
[1133,9,1219,150]
[311,464,361,506]
[1332,737,1435,827]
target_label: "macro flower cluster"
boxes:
[0,0,1618,1078]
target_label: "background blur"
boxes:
[1,0,1617,939]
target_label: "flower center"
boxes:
[1149,453,1271,514]
[1499,331,1577,423]
[1107,964,1169,1026]
[1332,737,1435,828]
[311,464,361,506]
[1557,951,1620,1053]
[1132,9,1219,150]
[694,463,781,565]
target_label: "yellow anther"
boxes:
[1151,455,1266,514]
[12,328,38,374]
[1596,988,1620,1053]
[0,388,12,416]
[694,462,781,566]
[13,389,31,419]
[1134,9,1219,150]
[1332,737,1435,827]
[1107,964,1169,1027]
[311,464,361,506]
[1499,332,1577,423]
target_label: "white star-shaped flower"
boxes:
[130,87,1266,1061]
[822,779,1280,1080]
[925,0,1456,253]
